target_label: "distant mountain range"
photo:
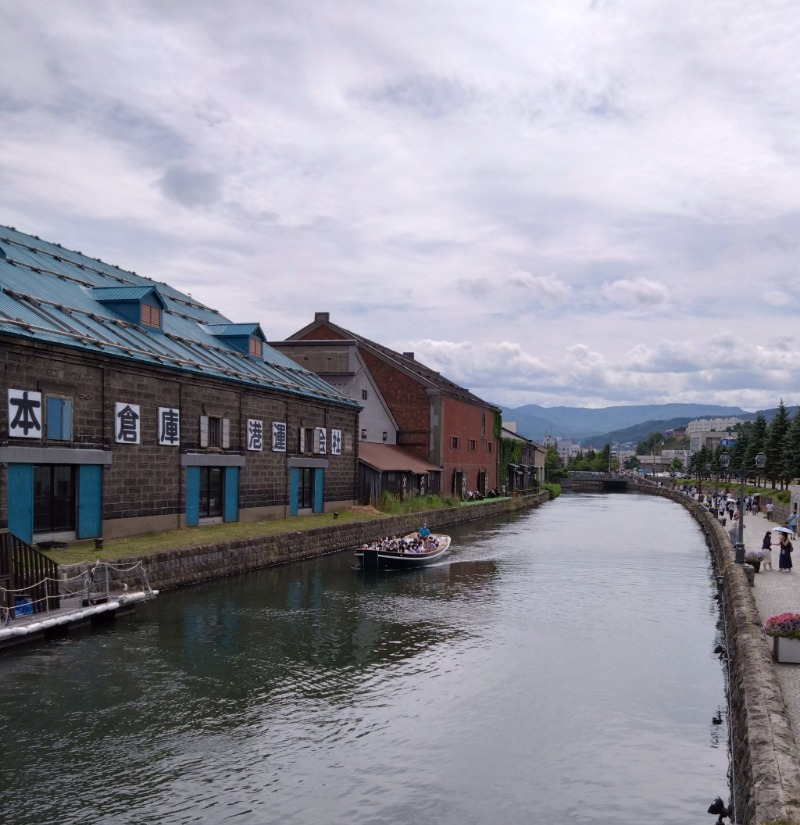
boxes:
[500,403,754,443]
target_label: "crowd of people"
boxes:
[680,484,797,571]
[361,527,441,556]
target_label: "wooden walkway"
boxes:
[0,590,156,652]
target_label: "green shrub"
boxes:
[543,483,561,499]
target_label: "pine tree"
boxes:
[746,414,768,486]
[766,400,790,488]
[782,409,800,485]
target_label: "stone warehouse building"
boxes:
[282,313,500,499]
[0,227,360,544]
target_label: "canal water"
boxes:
[1,494,728,825]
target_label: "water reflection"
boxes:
[1,494,728,825]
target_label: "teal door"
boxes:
[186,466,200,527]
[289,467,299,516]
[77,465,102,538]
[224,467,239,523]
[313,468,324,513]
[7,464,34,543]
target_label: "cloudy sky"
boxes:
[2,1,799,411]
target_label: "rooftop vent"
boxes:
[403,352,415,360]
[315,312,330,322]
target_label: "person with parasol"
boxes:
[774,526,794,572]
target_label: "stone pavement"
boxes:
[735,505,800,733]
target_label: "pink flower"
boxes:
[765,613,800,639]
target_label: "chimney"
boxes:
[315,312,330,323]
[403,352,414,360]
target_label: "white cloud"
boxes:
[601,278,669,309]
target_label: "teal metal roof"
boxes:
[92,286,166,306]
[205,323,265,339]
[0,226,358,408]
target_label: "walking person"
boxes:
[767,501,774,521]
[789,511,798,540]
[778,532,794,572]
[761,531,774,570]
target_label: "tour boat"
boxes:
[355,534,451,571]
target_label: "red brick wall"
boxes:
[359,350,431,458]
[300,323,348,341]
[442,397,498,493]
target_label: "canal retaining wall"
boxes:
[90,491,550,593]
[643,486,800,825]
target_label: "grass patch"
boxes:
[376,492,460,514]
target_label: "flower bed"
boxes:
[765,613,800,640]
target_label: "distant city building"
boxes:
[543,436,581,462]
[661,449,691,467]
[689,431,734,453]
[686,417,743,434]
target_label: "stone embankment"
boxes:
[642,485,800,825]
[94,491,550,593]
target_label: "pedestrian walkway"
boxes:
[734,505,800,731]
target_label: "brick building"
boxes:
[0,227,360,544]
[501,423,547,491]
[284,313,499,498]
[270,337,441,503]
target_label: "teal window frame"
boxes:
[46,396,73,441]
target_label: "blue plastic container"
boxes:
[14,597,33,616]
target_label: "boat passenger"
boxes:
[419,523,431,538]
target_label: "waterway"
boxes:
[1,493,728,824]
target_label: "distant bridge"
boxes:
[562,472,630,493]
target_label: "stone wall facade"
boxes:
[1,337,359,538]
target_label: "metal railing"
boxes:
[0,531,61,617]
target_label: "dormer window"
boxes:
[92,286,166,332]
[141,303,162,329]
[205,323,267,359]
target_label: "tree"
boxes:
[689,445,713,485]
[745,413,768,486]
[783,408,800,486]
[766,400,790,488]
[596,443,612,472]
[545,444,565,481]
[636,431,665,455]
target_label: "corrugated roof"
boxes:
[205,323,264,338]
[0,226,358,409]
[358,442,441,474]
[92,286,165,305]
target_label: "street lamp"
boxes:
[721,451,767,564]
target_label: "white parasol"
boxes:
[772,526,793,534]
